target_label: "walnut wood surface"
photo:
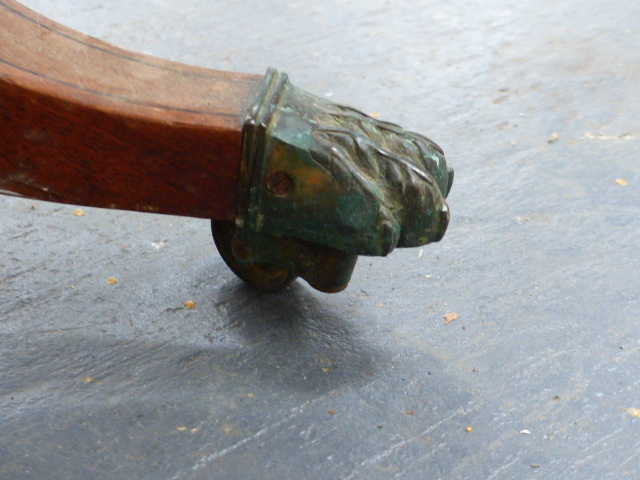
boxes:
[0,0,263,219]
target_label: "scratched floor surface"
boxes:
[1,1,639,479]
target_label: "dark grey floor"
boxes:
[1,1,639,479]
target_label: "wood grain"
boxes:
[0,0,263,219]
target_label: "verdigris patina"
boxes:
[212,68,453,293]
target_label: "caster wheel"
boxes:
[211,220,297,292]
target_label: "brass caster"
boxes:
[211,220,358,293]
[211,220,297,293]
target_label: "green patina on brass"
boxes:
[221,68,453,292]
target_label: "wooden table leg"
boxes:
[0,0,262,220]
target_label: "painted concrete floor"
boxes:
[1,1,639,478]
